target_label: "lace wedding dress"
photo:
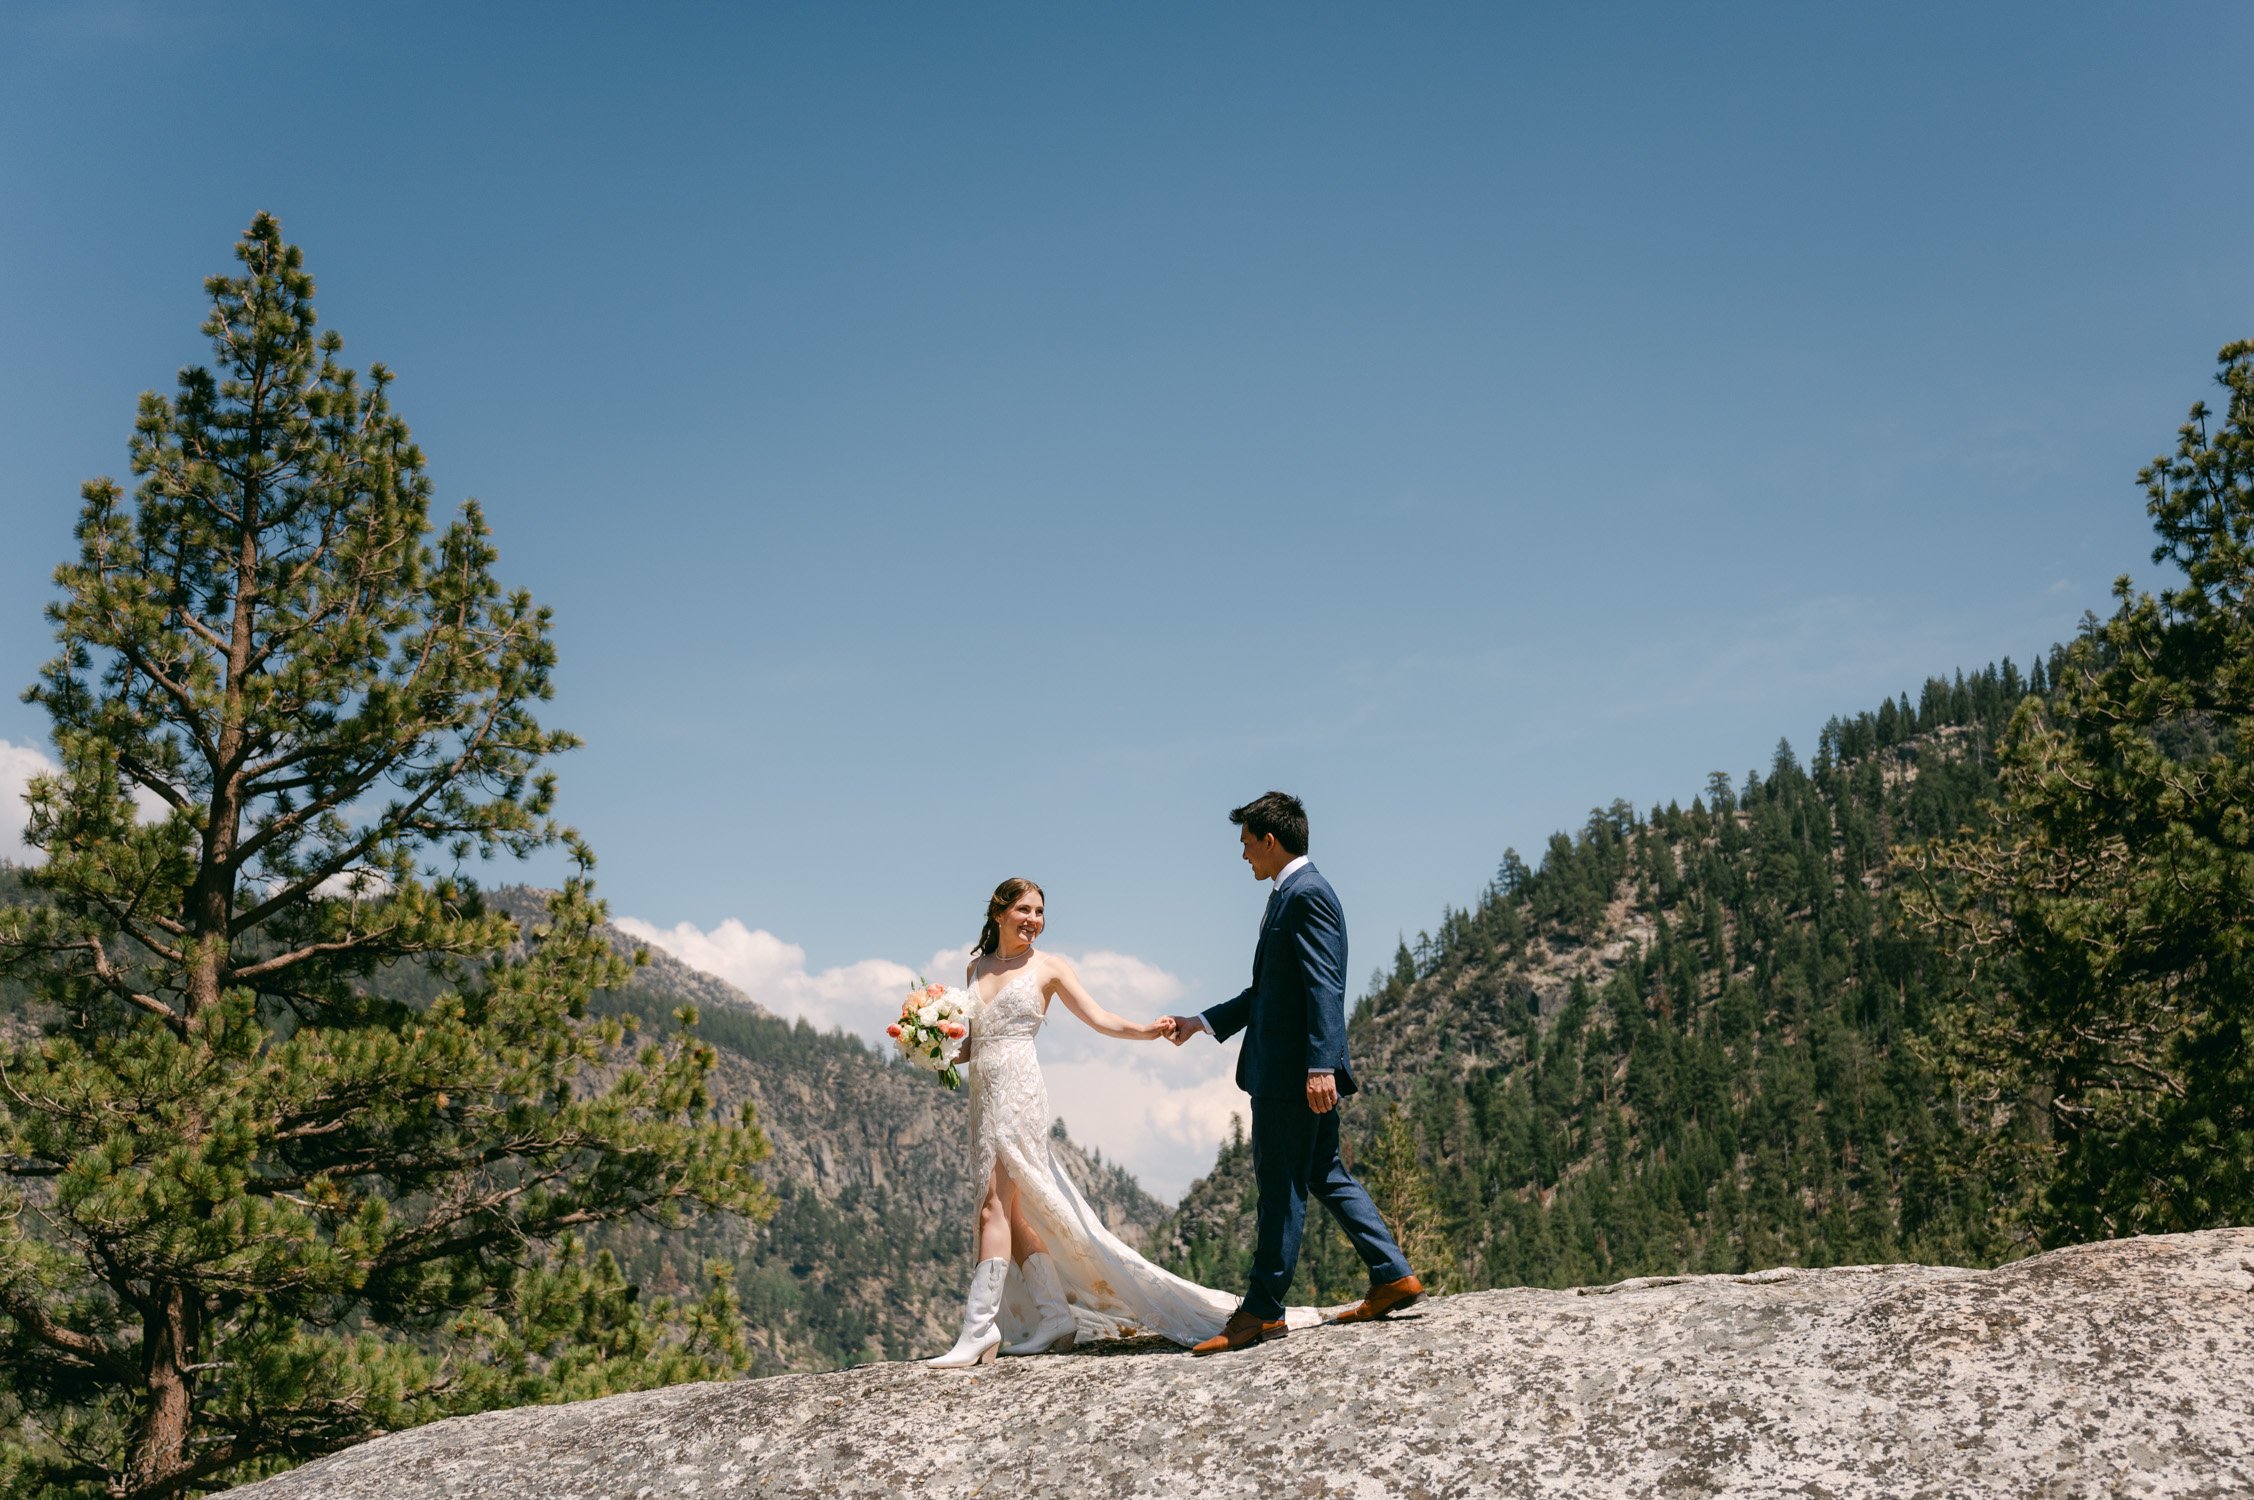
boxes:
[968,971,1319,1348]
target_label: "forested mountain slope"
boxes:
[1159,661,2057,1302]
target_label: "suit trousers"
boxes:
[1242,1093,1412,1319]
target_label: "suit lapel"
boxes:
[1252,887,1280,977]
[1252,866,1310,979]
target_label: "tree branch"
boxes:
[0,1280,128,1373]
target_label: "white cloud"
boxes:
[0,740,58,866]
[613,915,938,1042]
[0,739,185,865]
[1068,949,1186,1012]
[313,868,395,901]
[612,914,1250,1200]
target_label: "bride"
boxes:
[927,877,1314,1367]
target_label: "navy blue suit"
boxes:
[1203,862,1410,1318]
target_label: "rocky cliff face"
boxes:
[222,1228,2253,1499]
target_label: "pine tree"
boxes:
[1908,339,2254,1244]
[1360,1102,1454,1291]
[0,216,770,1498]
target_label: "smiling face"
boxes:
[998,887,1045,951]
[1240,826,1291,881]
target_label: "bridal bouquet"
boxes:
[888,979,970,1089]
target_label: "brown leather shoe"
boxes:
[1331,1273,1424,1324]
[1191,1309,1287,1356]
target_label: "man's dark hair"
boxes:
[1230,791,1309,856]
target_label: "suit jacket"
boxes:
[1202,862,1358,1099]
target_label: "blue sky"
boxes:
[3,2,2248,1195]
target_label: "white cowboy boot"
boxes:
[926,1257,1009,1369]
[1001,1252,1078,1355]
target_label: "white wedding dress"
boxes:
[967,971,1319,1347]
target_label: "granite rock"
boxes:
[221,1228,2254,1499]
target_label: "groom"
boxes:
[1168,791,1423,1354]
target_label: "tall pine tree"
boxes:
[0,215,769,1499]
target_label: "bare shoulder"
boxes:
[1032,951,1077,1001]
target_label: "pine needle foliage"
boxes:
[1907,340,2254,1244]
[0,216,770,1500]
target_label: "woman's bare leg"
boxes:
[984,1159,1052,1262]
[977,1162,1015,1263]
[982,1159,1053,1265]
[1006,1178,1050,1262]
